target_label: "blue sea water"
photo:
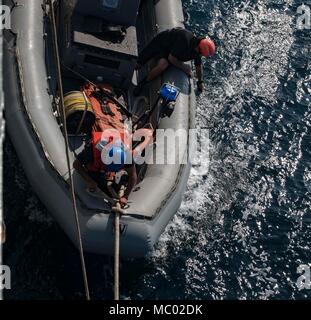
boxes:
[3,0,311,299]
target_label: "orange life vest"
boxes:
[87,132,107,172]
[82,83,154,172]
[82,83,124,133]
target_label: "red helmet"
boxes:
[199,38,216,57]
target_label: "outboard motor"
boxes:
[59,0,140,89]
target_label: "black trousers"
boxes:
[137,33,169,65]
[88,171,129,196]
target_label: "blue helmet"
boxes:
[105,145,127,172]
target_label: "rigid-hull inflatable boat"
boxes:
[3,0,195,257]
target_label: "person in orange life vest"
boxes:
[73,84,153,207]
[73,131,137,208]
[134,28,216,95]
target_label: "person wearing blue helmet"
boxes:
[73,131,137,208]
[105,145,127,173]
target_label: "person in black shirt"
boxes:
[134,28,216,95]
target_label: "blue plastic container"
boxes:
[160,84,179,102]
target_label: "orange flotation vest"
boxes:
[82,83,154,172]
[87,132,108,172]
[82,83,124,133]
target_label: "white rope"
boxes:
[48,0,90,300]
[114,207,120,300]
[113,187,125,300]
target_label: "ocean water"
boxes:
[3,0,311,299]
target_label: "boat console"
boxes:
[59,0,141,89]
